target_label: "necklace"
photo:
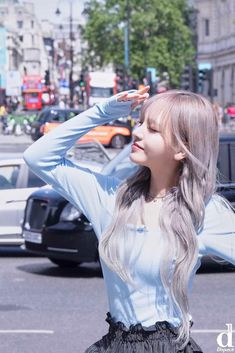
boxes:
[146,193,167,202]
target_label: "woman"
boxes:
[23,87,235,353]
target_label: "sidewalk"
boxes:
[0,133,32,145]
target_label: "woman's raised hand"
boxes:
[117,86,150,110]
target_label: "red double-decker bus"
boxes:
[22,75,55,110]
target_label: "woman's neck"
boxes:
[148,170,179,198]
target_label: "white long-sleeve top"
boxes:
[23,94,235,329]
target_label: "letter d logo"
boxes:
[217,324,234,348]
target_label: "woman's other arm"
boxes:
[198,195,235,265]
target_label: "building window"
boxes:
[32,35,34,46]
[17,20,23,29]
[205,19,210,36]
[31,20,34,28]
[19,35,23,42]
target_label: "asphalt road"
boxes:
[0,134,119,158]
[0,253,234,353]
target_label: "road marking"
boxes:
[1,329,234,334]
[192,329,235,333]
[0,330,54,334]
[13,278,25,282]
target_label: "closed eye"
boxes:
[136,120,159,132]
[148,126,159,132]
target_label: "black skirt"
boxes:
[84,312,203,353]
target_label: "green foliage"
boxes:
[82,0,195,86]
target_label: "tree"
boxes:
[81,0,195,87]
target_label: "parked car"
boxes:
[31,106,133,149]
[0,158,46,246]
[78,118,132,149]
[21,133,235,267]
[30,107,83,141]
[0,141,110,247]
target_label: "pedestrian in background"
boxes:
[23,87,235,353]
[58,98,65,109]
[0,103,7,134]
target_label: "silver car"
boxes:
[0,141,111,246]
[0,158,46,245]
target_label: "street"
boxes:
[0,0,235,351]
[0,253,234,353]
[0,135,235,353]
[0,134,119,158]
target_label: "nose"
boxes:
[132,124,143,141]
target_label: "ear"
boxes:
[174,151,186,161]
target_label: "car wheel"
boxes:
[48,258,81,268]
[111,134,126,149]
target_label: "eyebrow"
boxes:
[147,116,161,129]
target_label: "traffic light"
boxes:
[197,68,213,97]
[44,70,50,86]
[205,69,213,97]
[78,74,86,90]
[198,69,206,93]
[180,66,192,91]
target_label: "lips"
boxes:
[132,142,144,150]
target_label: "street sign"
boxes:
[6,71,22,96]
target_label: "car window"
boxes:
[37,110,49,123]
[47,110,67,122]
[103,119,130,128]
[66,111,80,120]
[217,140,235,183]
[27,169,46,188]
[70,143,110,165]
[0,165,20,190]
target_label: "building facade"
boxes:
[195,0,235,106]
[53,14,85,96]
[0,0,49,80]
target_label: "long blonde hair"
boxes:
[99,90,224,350]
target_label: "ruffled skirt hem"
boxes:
[84,312,203,353]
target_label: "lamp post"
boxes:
[56,0,74,108]
[124,0,130,89]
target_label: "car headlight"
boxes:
[59,203,82,221]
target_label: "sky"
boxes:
[27,0,86,22]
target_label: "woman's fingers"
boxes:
[117,92,139,102]
[117,86,150,102]
[131,97,148,109]
[117,86,150,110]
[118,92,148,102]
[136,86,150,95]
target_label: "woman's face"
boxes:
[130,109,179,171]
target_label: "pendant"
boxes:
[136,225,147,233]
